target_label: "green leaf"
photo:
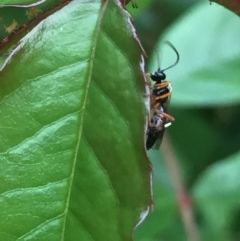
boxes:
[0,0,66,42]
[135,150,184,241]
[0,1,151,240]
[193,150,240,230]
[149,2,240,107]
[0,0,44,5]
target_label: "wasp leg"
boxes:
[154,108,175,122]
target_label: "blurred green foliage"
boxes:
[128,0,240,241]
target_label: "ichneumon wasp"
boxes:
[146,41,180,149]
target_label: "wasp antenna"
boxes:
[162,41,179,72]
[154,47,161,71]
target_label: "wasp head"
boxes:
[150,69,166,83]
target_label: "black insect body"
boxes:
[146,106,168,149]
[146,41,179,149]
[146,103,173,150]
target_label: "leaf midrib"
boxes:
[61,1,106,239]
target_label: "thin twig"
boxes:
[160,134,201,241]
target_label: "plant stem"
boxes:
[160,134,201,241]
